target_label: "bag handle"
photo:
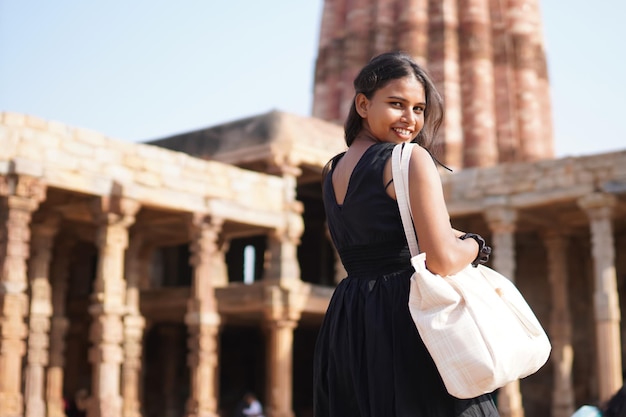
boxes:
[391,143,420,256]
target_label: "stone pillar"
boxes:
[484,205,524,417]
[458,0,497,167]
[88,196,140,417]
[185,214,222,417]
[0,174,46,417]
[578,193,623,402]
[506,0,544,161]
[122,233,146,417]
[543,232,575,417]
[263,158,303,416]
[264,287,298,417]
[46,238,74,417]
[427,0,463,170]
[210,238,229,288]
[24,216,59,417]
[266,227,301,287]
[266,161,304,287]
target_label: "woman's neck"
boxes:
[352,133,381,147]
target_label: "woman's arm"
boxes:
[405,145,478,276]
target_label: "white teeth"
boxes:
[394,128,411,136]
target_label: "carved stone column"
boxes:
[264,287,298,417]
[46,238,74,417]
[266,227,302,287]
[578,193,623,401]
[210,239,229,288]
[0,175,46,417]
[24,216,59,417]
[185,214,222,417]
[266,162,304,288]
[88,197,140,417]
[122,232,146,417]
[543,232,575,417]
[484,205,524,417]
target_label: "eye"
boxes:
[390,102,403,108]
[413,106,425,114]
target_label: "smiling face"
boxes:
[355,75,426,144]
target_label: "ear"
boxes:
[354,93,369,118]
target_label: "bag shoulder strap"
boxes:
[391,143,420,256]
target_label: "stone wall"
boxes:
[443,151,626,215]
[0,112,287,227]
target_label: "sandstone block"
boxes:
[11,158,43,178]
[61,140,94,158]
[73,127,106,147]
[2,112,26,126]
[94,148,122,165]
[44,149,79,171]
[25,115,49,130]
[134,171,162,188]
[44,170,112,196]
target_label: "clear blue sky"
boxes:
[1,1,624,157]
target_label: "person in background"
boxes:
[240,392,265,417]
[572,386,626,417]
[65,388,88,417]
[313,50,495,417]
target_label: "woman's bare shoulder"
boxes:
[408,144,438,176]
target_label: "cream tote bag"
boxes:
[392,143,551,399]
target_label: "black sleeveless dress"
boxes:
[313,142,499,417]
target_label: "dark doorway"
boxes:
[142,323,189,417]
[219,325,266,417]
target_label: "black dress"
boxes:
[313,142,499,417]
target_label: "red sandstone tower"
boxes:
[313,0,554,169]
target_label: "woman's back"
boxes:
[323,143,410,276]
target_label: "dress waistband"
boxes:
[339,243,411,277]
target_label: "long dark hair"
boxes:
[344,51,444,151]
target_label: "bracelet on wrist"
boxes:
[459,233,492,267]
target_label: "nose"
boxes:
[401,109,414,124]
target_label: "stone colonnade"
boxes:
[0,186,303,417]
[481,194,623,417]
[313,0,553,169]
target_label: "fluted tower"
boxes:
[313,0,554,169]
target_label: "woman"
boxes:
[313,51,498,416]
